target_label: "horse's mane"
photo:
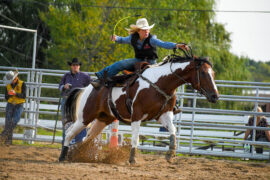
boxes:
[160,54,213,67]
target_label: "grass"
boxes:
[12,140,61,148]
[0,125,62,149]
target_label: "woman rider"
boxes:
[91,18,189,88]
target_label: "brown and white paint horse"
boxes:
[59,56,219,163]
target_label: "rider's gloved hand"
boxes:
[176,44,189,51]
[111,35,117,41]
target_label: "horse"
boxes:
[58,53,219,164]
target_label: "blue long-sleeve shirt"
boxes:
[115,34,177,50]
[59,71,91,96]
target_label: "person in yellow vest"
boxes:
[0,70,26,145]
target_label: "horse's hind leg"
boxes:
[158,111,176,162]
[129,120,141,164]
[59,120,86,161]
[83,119,107,144]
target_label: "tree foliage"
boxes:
[2,0,269,84]
[37,0,248,81]
[246,58,270,82]
[0,0,50,68]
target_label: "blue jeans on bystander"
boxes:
[1,103,24,144]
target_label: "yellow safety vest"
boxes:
[7,79,26,104]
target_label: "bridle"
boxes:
[109,45,214,122]
[136,46,213,120]
[168,46,213,98]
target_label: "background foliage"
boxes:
[2,0,269,82]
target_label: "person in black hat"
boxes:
[59,58,92,146]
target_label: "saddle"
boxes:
[104,61,150,88]
[106,62,150,121]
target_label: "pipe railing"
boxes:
[0,66,270,159]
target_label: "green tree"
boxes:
[0,0,50,68]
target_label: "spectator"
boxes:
[0,70,26,145]
[244,106,270,153]
[59,58,92,145]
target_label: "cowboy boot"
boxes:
[129,147,137,164]
[59,146,69,162]
[91,79,102,89]
[166,134,176,162]
[91,73,103,89]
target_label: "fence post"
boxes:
[189,89,197,153]
[251,88,259,156]
[176,85,185,151]
[23,70,36,144]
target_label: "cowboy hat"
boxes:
[129,18,155,30]
[67,58,82,66]
[3,70,19,85]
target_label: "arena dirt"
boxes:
[67,140,130,164]
[0,144,270,180]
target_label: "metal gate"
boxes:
[0,66,270,160]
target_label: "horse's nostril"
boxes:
[211,94,219,102]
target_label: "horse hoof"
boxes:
[165,155,174,163]
[165,150,176,163]
[129,147,137,165]
[59,146,69,162]
[59,156,66,162]
[129,159,136,165]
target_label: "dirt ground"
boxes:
[0,145,270,180]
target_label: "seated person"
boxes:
[244,106,270,153]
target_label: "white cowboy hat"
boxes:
[129,18,155,30]
[3,70,19,85]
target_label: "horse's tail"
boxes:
[64,88,82,125]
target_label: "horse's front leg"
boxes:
[129,120,141,164]
[59,120,86,161]
[158,111,176,162]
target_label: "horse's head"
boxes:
[189,58,219,103]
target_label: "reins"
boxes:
[136,73,176,120]
[108,46,214,122]
[169,47,213,98]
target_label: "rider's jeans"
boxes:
[96,58,156,79]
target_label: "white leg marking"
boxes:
[158,111,176,135]
[131,120,141,148]
[208,69,217,91]
[64,120,86,146]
